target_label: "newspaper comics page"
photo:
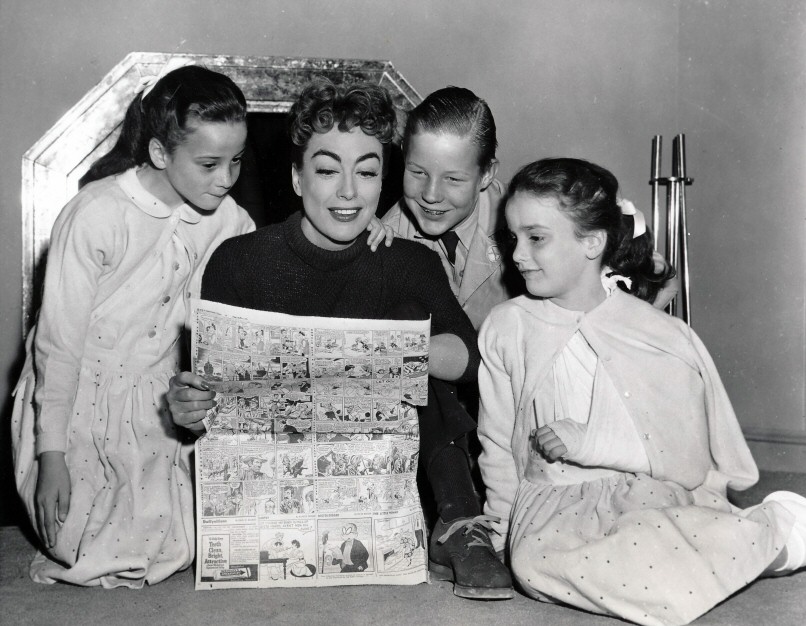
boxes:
[191,299,430,589]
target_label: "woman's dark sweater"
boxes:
[201,212,480,383]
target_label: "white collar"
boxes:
[117,167,202,224]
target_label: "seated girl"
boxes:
[168,78,513,599]
[477,157,806,624]
[383,86,679,331]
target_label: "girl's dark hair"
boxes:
[79,65,247,187]
[288,77,397,171]
[403,86,497,171]
[507,157,675,304]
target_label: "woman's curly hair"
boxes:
[288,77,397,171]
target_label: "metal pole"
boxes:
[675,134,692,324]
[666,142,680,318]
[651,133,693,323]
[650,135,662,251]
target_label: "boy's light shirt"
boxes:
[435,205,480,296]
[382,180,511,330]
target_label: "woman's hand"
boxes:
[167,371,216,435]
[532,426,568,461]
[366,217,395,252]
[35,451,71,549]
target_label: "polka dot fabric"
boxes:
[14,363,194,588]
[10,168,254,587]
[509,456,792,625]
[478,294,801,625]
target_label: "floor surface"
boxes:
[2,471,804,626]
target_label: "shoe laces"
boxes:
[436,514,501,548]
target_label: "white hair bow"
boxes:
[136,57,195,100]
[617,199,647,239]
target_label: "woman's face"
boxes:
[292,127,383,250]
[403,131,495,237]
[506,191,603,310]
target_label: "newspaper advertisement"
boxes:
[191,299,430,589]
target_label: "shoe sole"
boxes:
[429,561,515,601]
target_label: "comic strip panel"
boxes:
[198,437,239,483]
[201,482,246,517]
[316,478,359,513]
[402,330,429,355]
[310,357,346,379]
[197,313,225,350]
[374,513,427,574]
[250,355,271,381]
[196,347,223,382]
[343,377,372,398]
[313,377,344,397]
[277,447,314,480]
[269,327,312,357]
[313,329,344,357]
[372,329,402,356]
[355,477,389,511]
[388,477,420,508]
[281,356,310,380]
[226,320,253,353]
[315,443,351,478]
[315,398,344,424]
[277,480,315,515]
[343,398,373,424]
[259,519,318,583]
[372,399,402,425]
[318,518,374,575]
[238,447,275,482]
[344,331,372,358]
[373,356,402,379]
[251,325,269,356]
[204,395,241,434]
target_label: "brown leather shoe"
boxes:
[429,515,514,600]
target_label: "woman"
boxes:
[167,78,513,599]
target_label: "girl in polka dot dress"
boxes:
[10,61,256,588]
[477,158,806,625]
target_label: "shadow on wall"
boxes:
[2,345,26,526]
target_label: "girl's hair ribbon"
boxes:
[617,199,647,239]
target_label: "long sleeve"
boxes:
[33,195,120,454]
[201,236,244,305]
[583,290,755,491]
[197,201,255,307]
[193,200,254,304]
[477,315,520,552]
[685,324,758,492]
[401,247,480,384]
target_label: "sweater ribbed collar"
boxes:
[283,211,370,271]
